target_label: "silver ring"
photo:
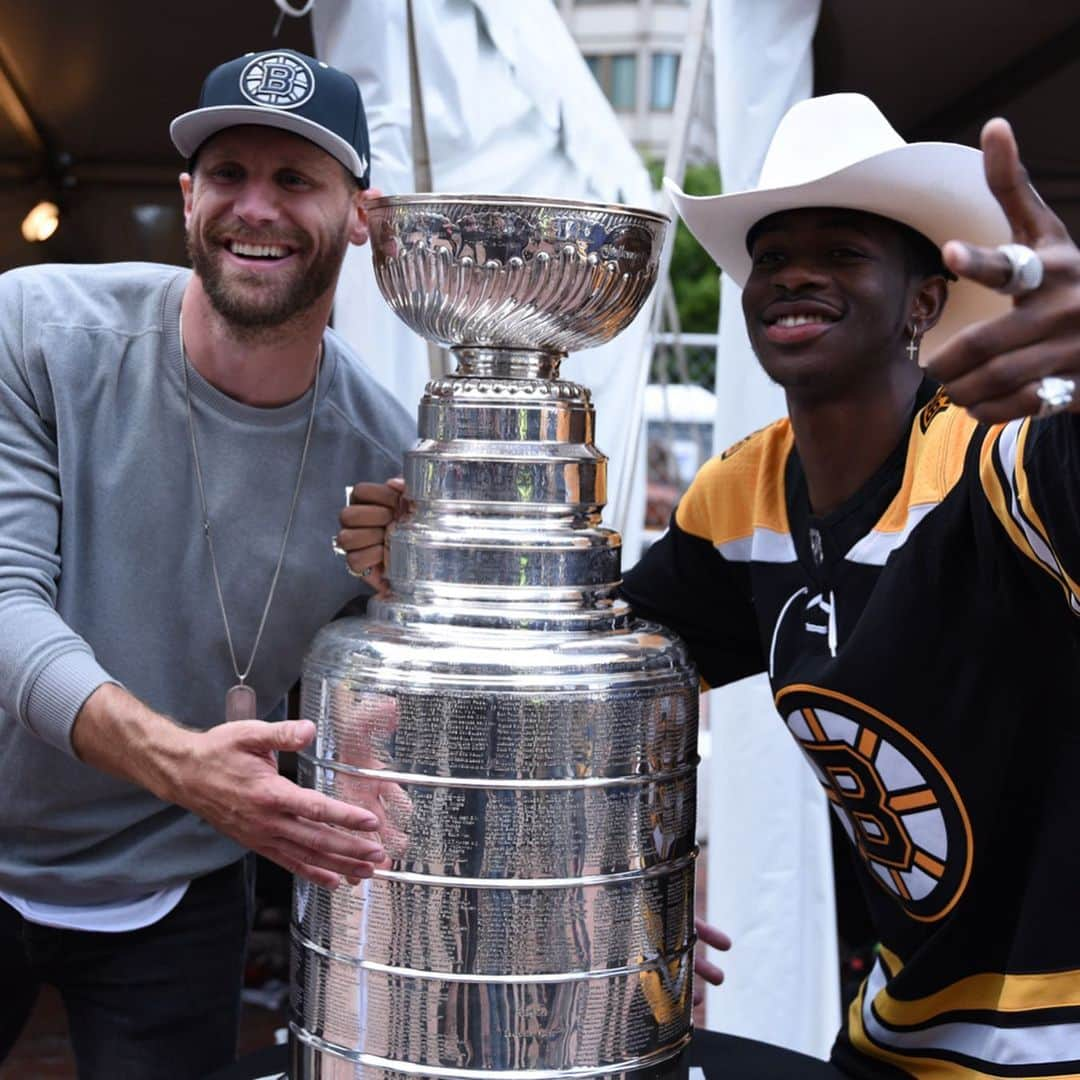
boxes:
[331,535,346,557]
[347,564,373,580]
[996,243,1044,295]
[1036,375,1075,418]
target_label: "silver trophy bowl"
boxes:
[292,196,699,1080]
[368,193,669,360]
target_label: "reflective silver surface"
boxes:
[292,196,698,1079]
[367,194,668,357]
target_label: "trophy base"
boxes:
[289,1029,694,1080]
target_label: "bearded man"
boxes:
[0,50,415,1078]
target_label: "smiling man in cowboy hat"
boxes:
[618,93,1080,1077]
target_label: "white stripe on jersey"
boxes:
[862,956,1080,1068]
[715,527,796,564]
[844,503,937,566]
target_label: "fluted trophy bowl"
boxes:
[366,193,668,356]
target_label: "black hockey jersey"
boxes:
[622,380,1080,1078]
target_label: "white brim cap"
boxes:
[171,104,366,179]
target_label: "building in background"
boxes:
[556,0,716,166]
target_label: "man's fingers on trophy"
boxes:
[264,840,379,889]
[694,957,726,991]
[272,836,383,883]
[339,525,387,551]
[287,815,387,862]
[341,503,395,530]
[385,477,413,522]
[694,918,732,952]
[278,857,345,890]
[346,550,383,584]
[285,783,381,832]
[348,480,404,510]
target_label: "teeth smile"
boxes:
[773,314,834,327]
[229,241,290,258]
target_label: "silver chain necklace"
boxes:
[180,316,322,723]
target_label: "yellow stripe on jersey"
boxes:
[846,398,978,566]
[845,948,1080,1077]
[873,945,1080,1024]
[675,420,792,547]
[980,419,1080,615]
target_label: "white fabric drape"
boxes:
[704,0,841,1059]
[312,0,655,554]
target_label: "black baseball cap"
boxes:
[170,49,371,187]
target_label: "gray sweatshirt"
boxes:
[0,262,416,904]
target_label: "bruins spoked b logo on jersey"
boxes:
[240,53,316,110]
[778,686,973,922]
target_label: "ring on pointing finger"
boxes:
[996,243,1044,295]
[347,564,373,580]
[1036,375,1076,418]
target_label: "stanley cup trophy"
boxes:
[290,195,700,1079]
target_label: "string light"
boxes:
[21,200,59,243]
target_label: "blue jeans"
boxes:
[0,856,255,1079]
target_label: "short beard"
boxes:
[186,227,348,334]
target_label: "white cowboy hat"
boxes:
[664,93,1013,355]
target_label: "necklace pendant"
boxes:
[226,684,257,723]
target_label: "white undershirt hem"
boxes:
[0,882,190,932]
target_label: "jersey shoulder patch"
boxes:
[676,419,793,559]
[846,393,979,566]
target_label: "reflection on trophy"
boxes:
[290,196,700,1079]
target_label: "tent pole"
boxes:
[405,0,449,380]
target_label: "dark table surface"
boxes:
[207,1028,845,1079]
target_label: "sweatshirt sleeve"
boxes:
[0,270,117,755]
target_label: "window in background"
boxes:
[650,52,679,111]
[609,54,637,110]
[583,53,639,112]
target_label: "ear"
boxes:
[910,275,949,336]
[348,186,383,247]
[179,172,194,227]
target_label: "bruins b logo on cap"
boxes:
[240,53,315,110]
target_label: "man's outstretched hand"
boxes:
[926,117,1080,423]
[161,717,385,889]
[72,684,385,889]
